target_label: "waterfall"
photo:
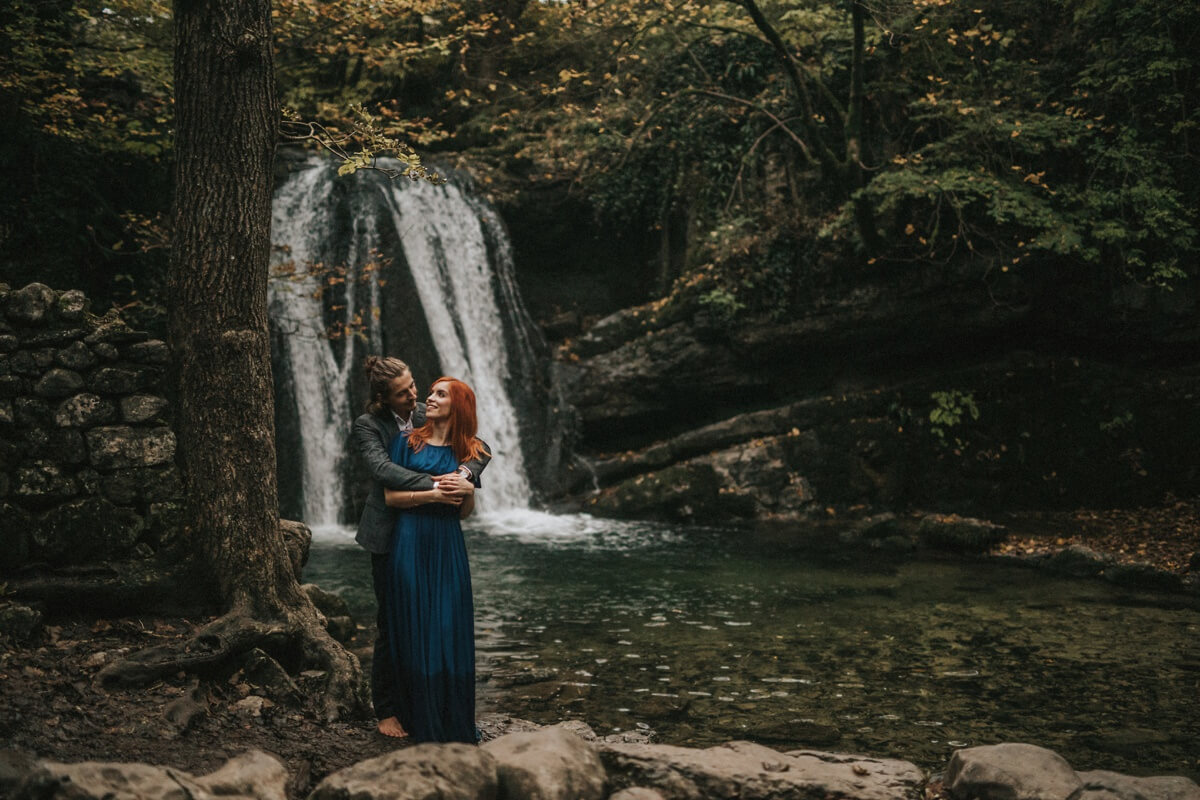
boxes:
[269,154,539,525]
[378,180,532,508]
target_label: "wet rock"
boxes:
[610,789,667,800]
[193,750,288,800]
[13,750,287,800]
[55,290,89,321]
[54,393,116,427]
[0,399,12,424]
[92,342,119,360]
[88,366,146,394]
[309,743,498,800]
[83,314,144,345]
[0,334,17,353]
[0,601,43,642]
[0,750,38,797]
[14,461,78,504]
[1102,563,1183,593]
[123,339,170,364]
[234,695,272,717]
[280,519,311,579]
[120,393,169,423]
[945,743,1081,800]
[5,284,57,325]
[916,514,1007,553]
[590,462,744,523]
[600,740,922,800]
[54,340,96,370]
[1044,545,1112,577]
[1076,770,1200,800]
[85,425,176,469]
[33,368,84,398]
[483,724,608,800]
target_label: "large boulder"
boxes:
[5,284,57,325]
[599,740,923,800]
[482,724,607,800]
[1076,770,1200,800]
[308,743,498,800]
[11,750,287,800]
[945,743,1081,800]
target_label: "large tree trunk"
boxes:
[169,0,284,618]
[96,0,364,721]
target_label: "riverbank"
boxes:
[998,498,1200,575]
[2,500,1197,796]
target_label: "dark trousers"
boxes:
[370,551,397,720]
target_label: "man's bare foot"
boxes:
[377,716,408,738]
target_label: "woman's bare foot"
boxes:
[377,716,409,738]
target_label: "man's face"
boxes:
[384,371,418,418]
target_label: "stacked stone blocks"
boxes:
[0,282,181,574]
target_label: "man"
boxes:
[352,356,491,738]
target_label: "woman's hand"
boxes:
[429,484,464,506]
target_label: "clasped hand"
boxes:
[431,472,473,506]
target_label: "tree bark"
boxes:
[170,0,285,615]
[154,0,363,720]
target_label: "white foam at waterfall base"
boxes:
[307,512,682,551]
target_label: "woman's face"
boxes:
[425,381,453,420]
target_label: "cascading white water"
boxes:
[269,164,365,526]
[269,156,534,524]
[379,180,532,510]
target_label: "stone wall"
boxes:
[0,283,181,575]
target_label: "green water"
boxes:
[304,513,1200,776]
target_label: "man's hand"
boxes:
[434,472,475,499]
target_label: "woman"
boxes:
[382,376,487,743]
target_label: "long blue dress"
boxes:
[385,432,476,743]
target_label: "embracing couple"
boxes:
[351,355,492,744]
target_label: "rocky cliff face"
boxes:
[546,266,1200,522]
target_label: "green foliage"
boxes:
[4,0,1197,319]
[929,390,981,446]
[1099,411,1134,433]
[698,287,747,323]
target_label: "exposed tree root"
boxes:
[96,606,366,722]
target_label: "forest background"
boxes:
[4,0,1196,330]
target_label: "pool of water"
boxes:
[304,511,1200,776]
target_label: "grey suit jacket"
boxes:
[352,403,491,553]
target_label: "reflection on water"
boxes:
[303,513,1200,776]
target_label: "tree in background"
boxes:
[99,0,363,720]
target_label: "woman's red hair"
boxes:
[408,377,489,464]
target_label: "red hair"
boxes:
[409,377,489,464]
